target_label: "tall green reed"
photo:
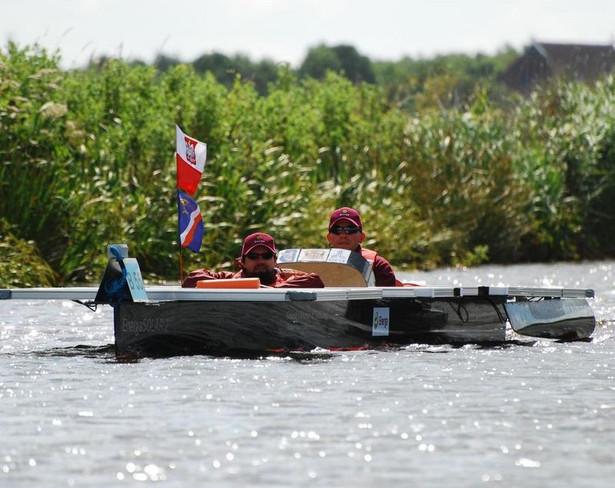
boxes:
[2,43,615,286]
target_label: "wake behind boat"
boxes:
[0,245,596,359]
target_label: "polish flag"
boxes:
[176,125,207,196]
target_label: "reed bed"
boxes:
[1,43,614,286]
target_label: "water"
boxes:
[1,261,614,487]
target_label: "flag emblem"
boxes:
[176,125,207,196]
[184,137,197,165]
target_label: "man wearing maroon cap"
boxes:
[326,207,398,286]
[182,232,324,288]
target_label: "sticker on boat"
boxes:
[372,307,390,336]
[327,248,351,263]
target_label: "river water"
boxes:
[1,261,614,487]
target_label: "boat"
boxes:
[0,245,596,359]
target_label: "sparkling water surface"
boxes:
[1,261,614,487]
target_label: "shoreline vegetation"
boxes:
[1,42,615,287]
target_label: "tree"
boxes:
[299,44,375,83]
[191,52,278,95]
[192,52,237,86]
[154,53,181,72]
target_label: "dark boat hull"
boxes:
[1,283,596,358]
[114,295,510,358]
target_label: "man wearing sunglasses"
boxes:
[327,207,398,286]
[183,232,324,288]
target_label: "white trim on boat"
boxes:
[1,285,595,302]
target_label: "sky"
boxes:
[2,0,614,69]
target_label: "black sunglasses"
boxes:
[244,251,275,260]
[329,226,362,235]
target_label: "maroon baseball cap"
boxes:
[329,207,363,229]
[241,232,277,256]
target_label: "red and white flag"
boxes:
[176,125,207,196]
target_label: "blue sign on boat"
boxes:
[123,258,148,301]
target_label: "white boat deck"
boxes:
[0,285,594,302]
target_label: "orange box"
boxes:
[196,278,260,289]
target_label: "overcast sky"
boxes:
[2,0,614,68]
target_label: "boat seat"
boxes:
[277,249,374,287]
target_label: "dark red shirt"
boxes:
[358,246,398,286]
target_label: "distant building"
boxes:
[499,41,615,94]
